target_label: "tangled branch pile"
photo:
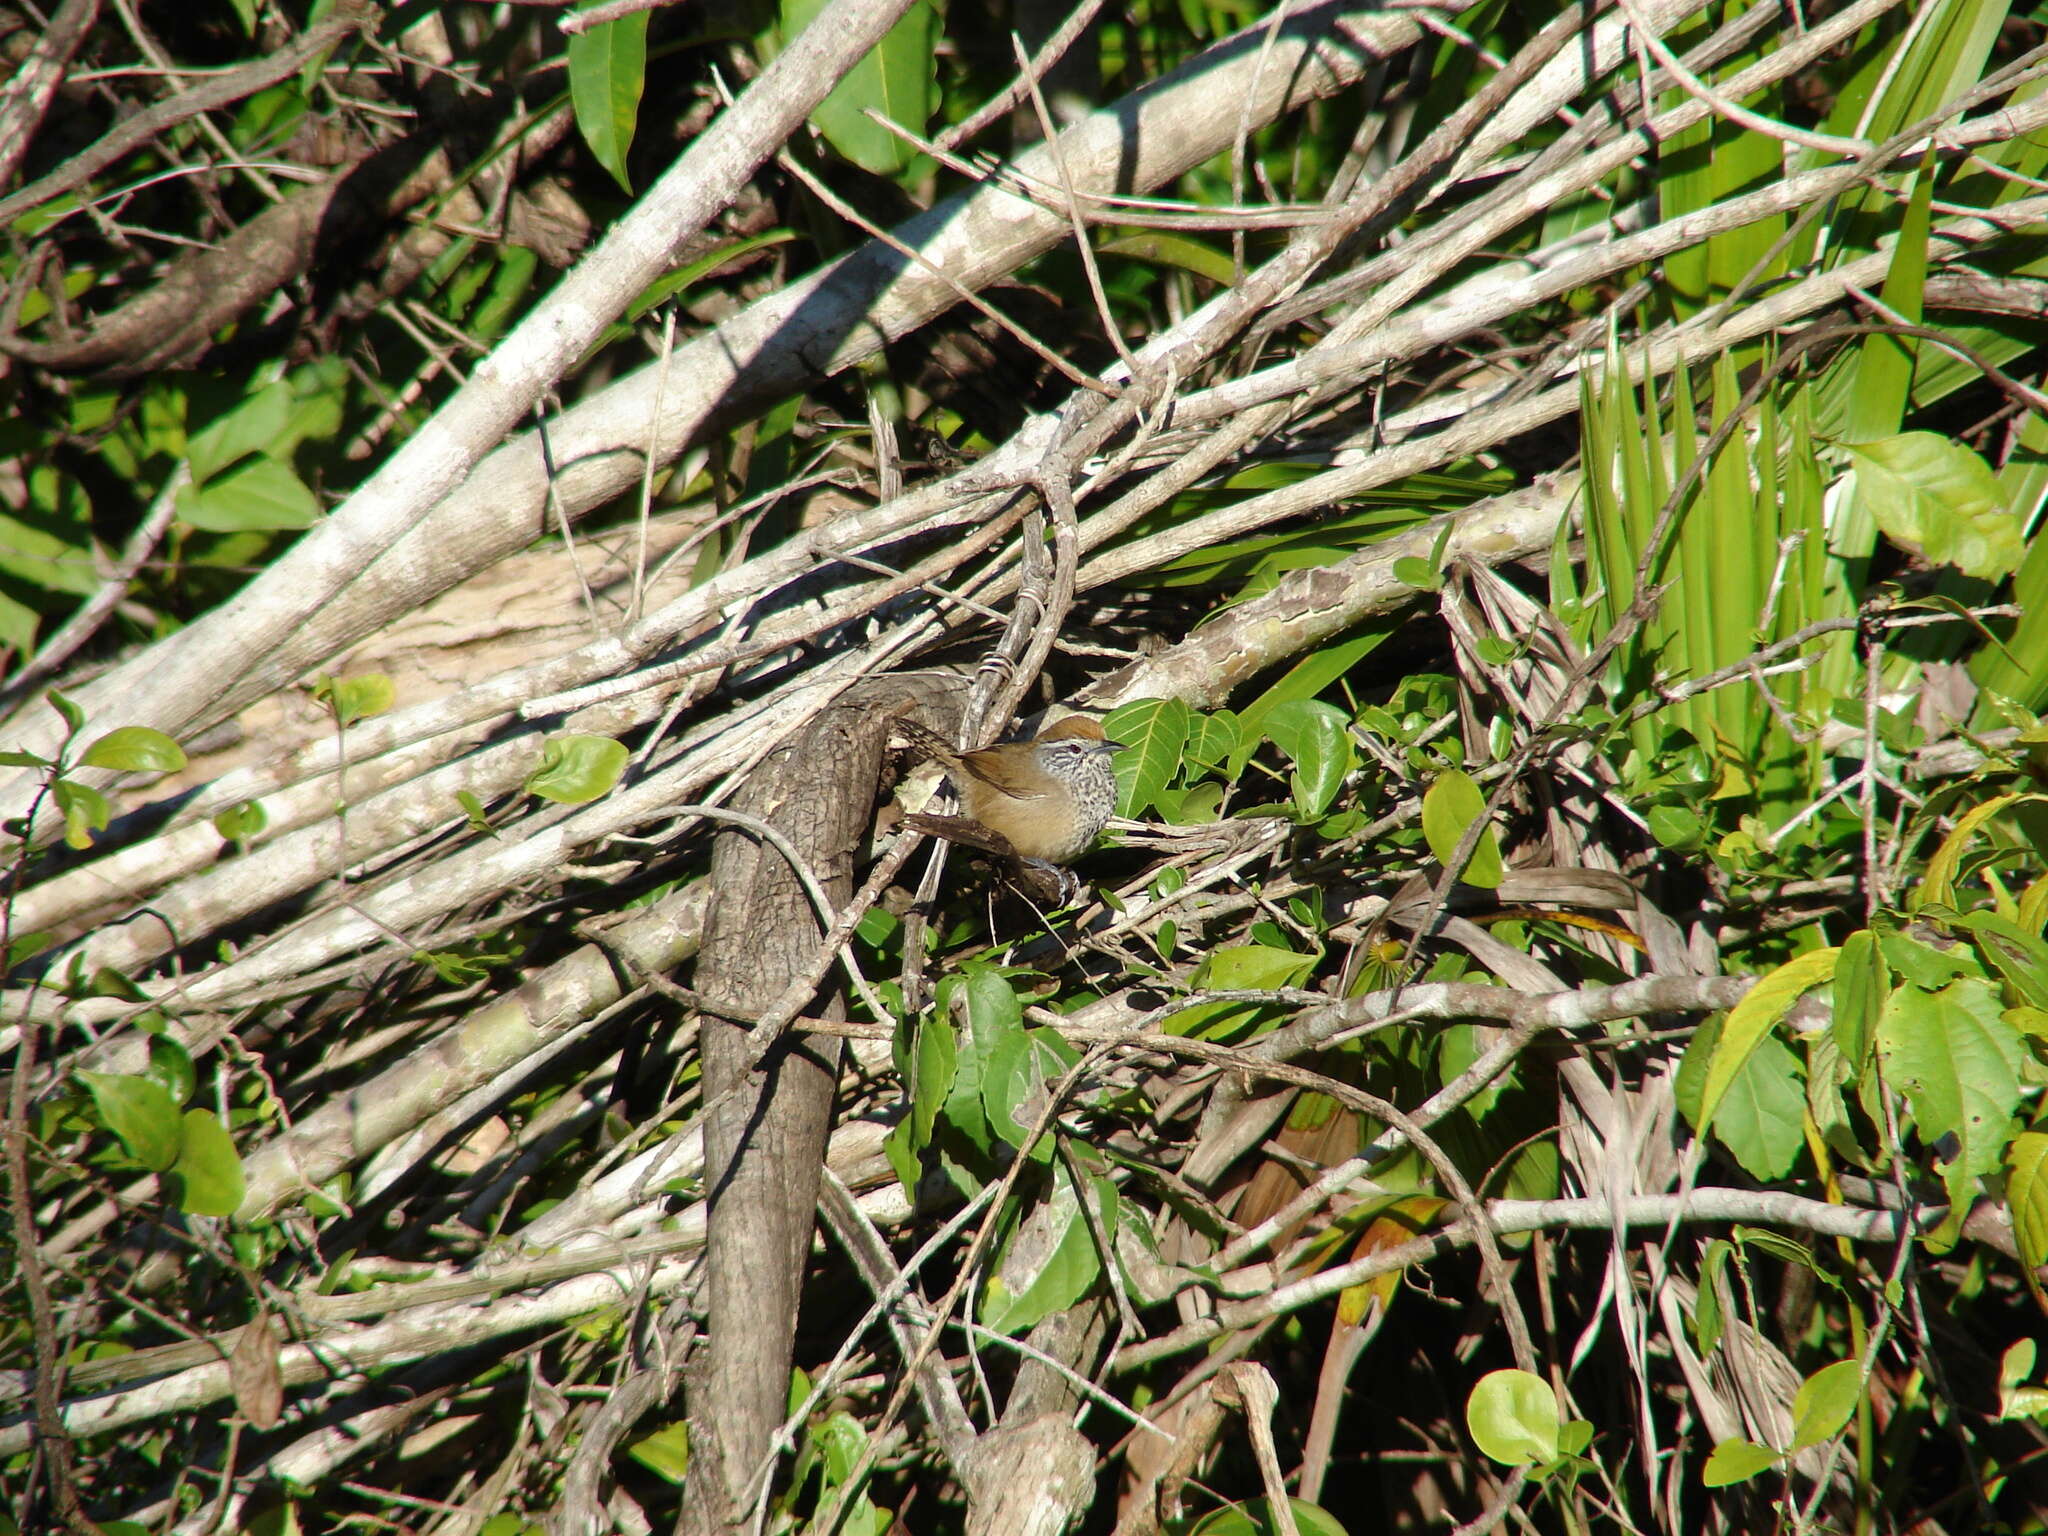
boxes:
[5,0,2048,1532]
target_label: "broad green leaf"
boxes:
[169,1109,245,1217]
[1705,1032,1805,1181]
[1420,768,1503,888]
[1701,1439,1780,1486]
[1466,1368,1560,1466]
[1878,977,2025,1218]
[1879,918,1983,988]
[1231,625,1393,773]
[979,1173,1101,1336]
[80,726,186,774]
[908,1015,956,1147]
[1187,1499,1349,1536]
[146,1035,196,1106]
[177,454,321,531]
[1104,697,1190,818]
[1265,700,1353,821]
[1184,709,1242,770]
[78,1071,182,1171]
[526,733,628,803]
[1847,433,2021,580]
[2007,1131,2048,1273]
[1957,910,2048,1011]
[1789,1359,1862,1451]
[1698,947,1838,1136]
[1647,804,1704,850]
[1201,943,1315,992]
[313,673,396,727]
[213,799,269,843]
[956,966,1030,1152]
[567,10,648,193]
[784,0,936,175]
[628,1422,690,1483]
[0,505,96,599]
[1168,939,1315,1038]
[185,380,290,483]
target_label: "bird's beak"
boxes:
[1100,738,1127,754]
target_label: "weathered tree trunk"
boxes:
[678,675,959,1535]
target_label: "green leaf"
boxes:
[2005,1130,2048,1273]
[1843,155,1934,442]
[48,688,85,735]
[1698,947,1838,1137]
[1847,432,2021,580]
[1701,1439,1780,1486]
[1184,708,1242,770]
[979,1169,1101,1336]
[213,799,269,843]
[628,1421,690,1483]
[1187,1499,1349,1536]
[785,0,937,175]
[1391,555,1441,591]
[52,778,110,850]
[909,1014,957,1147]
[78,1071,182,1171]
[1420,768,1504,888]
[1199,943,1315,992]
[1231,626,1393,773]
[969,969,1041,1155]
[168,1109,245,1217]
[0,503,95,600]
[2001,1338,2036,1392]
[146,1035,196,1107]
[186,380,291,483]
[1832,930,1884,1072]
[455,790,492,836]
[1097,232,1235,285]
[1878,977,2025,1225]
[1956,910,2048,1011]
[80,726,186,774]
[1878,976,2025,1169]
[177,454,321,531]
[1647,804,1704,850]
[1692,1239,1731,1357]
[1466,1368,1560,1466]
[1789,1359,1863,1452]
[567,9,648,194]
[312,672,396,726]
[0,589,37,655]
[1265,700,1353,821]
[1704,1031,1806,1180]
[1103,697,1191,818]
[526,733,629,803]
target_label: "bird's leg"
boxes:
[1015,857,1086,908]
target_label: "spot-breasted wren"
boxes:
[891,713,1124,865]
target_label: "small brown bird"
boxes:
[891,713,1124,866]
